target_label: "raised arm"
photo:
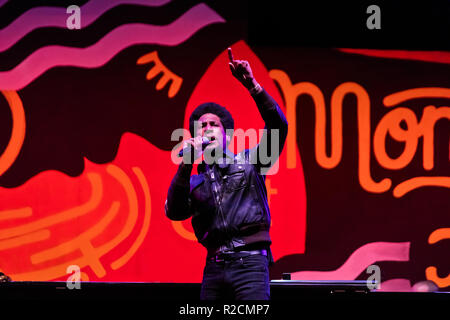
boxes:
[228,48,288,173]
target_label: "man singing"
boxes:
[165,48,288,300]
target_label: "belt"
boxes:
[208,249,267,263]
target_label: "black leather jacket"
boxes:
[165,89,288,253]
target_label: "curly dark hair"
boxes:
[189,102,234,138]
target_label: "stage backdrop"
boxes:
[0,1,449,291]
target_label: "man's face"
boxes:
[195,113,229,152]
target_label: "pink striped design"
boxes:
[0,0,171,52]
[0,4,224,90]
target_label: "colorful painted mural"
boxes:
[0,0,448,291]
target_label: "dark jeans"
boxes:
[200,254,270,300]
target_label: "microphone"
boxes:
[178,137,211,157]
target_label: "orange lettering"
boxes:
[418,106,450,170]
[270,69,326,169]
[271,70,390,193]
[374,108,420,170]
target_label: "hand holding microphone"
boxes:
[178,136,211,160]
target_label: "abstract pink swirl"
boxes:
[292,242,410,280]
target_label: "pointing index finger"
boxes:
[227,47,234,62]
